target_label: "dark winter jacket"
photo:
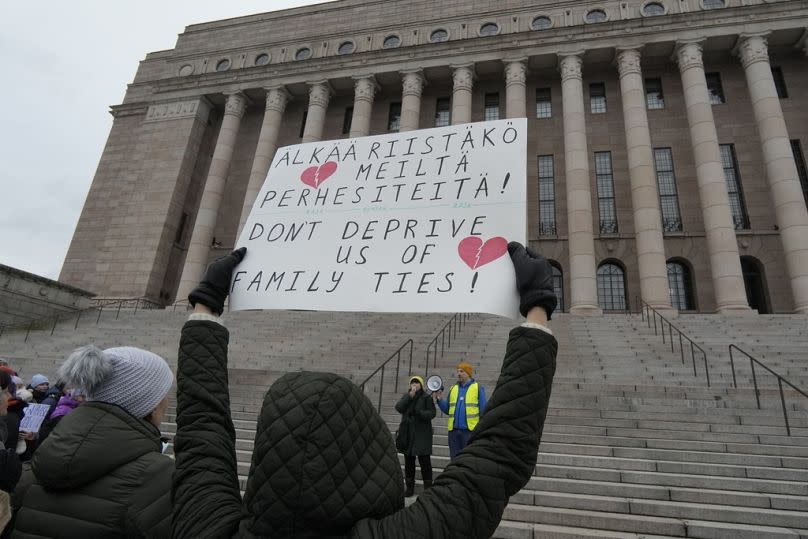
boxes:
[394,390,435,456]
[173,319,557,539]
[12,401,173,538]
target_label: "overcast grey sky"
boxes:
[0,1,330,279]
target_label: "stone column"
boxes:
[237,85,290,235]
[674,41,749,313]
[737,34,808,313]
[399,70,426,132]
[559,53,601,315]
[451,64,475,125]
[504,58,527,118]
[177,91,248,300]
[301,81,332,143]
[349,75,378,137]
[616,48,674,313]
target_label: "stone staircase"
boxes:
[1,308,807,538]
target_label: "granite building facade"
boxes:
[60,0,808,314]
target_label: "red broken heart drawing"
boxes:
[457,236,508,270]
[300,161,338,188]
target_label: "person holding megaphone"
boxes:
[394,375,436,497]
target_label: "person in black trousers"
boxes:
[395,375,436,497]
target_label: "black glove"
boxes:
[188,247,247,315]
[507,241,557,319]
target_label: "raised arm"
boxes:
[173,248,246,539]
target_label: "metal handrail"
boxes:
[0,297,162,342]
[638,298,712,387]
[359,339,414,412]
[424,313,472,378]
[728,344,808,436]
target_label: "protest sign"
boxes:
[230,118,527,318]
[19,403,51,433]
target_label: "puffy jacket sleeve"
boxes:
[173,320,243,538]
[351,326,557,539]
[416,394,436,422]
[394,393,412,414]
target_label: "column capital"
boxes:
[558,53,584,81]
[352,75,380,103]
[615,47,643,78]
[223,91,248,118]
[673,40,705,72]
[733,33,770,70]
[451,63,476,91]
[306,80,334,108]
[263,85,291,113]
[400,70,426,97]
[503,58,528,87]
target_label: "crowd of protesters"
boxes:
[0,241,558,537]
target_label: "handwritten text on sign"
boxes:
[230,118,527,317]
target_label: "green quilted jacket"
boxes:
[12,402,173,538]
[173,320,557,538]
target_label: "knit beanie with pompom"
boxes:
[58,345,174,419]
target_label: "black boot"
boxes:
[404,478,415,497]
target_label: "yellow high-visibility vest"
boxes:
[447,382,480,431]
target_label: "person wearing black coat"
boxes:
[173,242,558,538]
[395,375,436,497]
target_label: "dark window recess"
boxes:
[771,67,788,99]
[551,264,564,312]
[536,87,552,118]
[643,2,665,15]
[484,93,500,121]
[342,107,353,135]
[586,9,608,23]
[719,144,749,229]
[706,72,725,104]
[531,16,552,30]
[175,213,188,246]
[791,139,808,209]
[383,35,401,48]
[430,29,448,42]
[590,82,607,113]
[538,155,556,235]
[595,151,618,234]
[480,23,499,36]
[597,263,627,311]
[645,78,665,109]
[703,0,725,8]
[388,102,402,132]
[299,110,308,138]
[435,97,451,127]
[667,262,693,311]
[653,148,682,232]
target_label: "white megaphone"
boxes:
[426,375,443,393]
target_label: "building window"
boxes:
[388,102,402,132]
[719,144,749,230]
[174,212,188,246]
[484,93,500,121]
[706,73,725,104]
[550,262,565,312]
[645,78,665,109]
[536,88,552,118]
[430,29,448,43]
[791,140,808,209]
[643,2,666,15]
[338,41,355,55]
[435,97,451,127]
[254,53,270,66]
[590,83,607,113]
[595,152,618,234]
[538,155,556,236]
[532,16,552,30]
[653,148,682,232]
[295,47,312,60]
[667,261,694,311]
[597,263,627,311]
[702,0,725,8]
[586,9,608,23]
[383,35,401,48]
[299,110,308,138]
[342,107,353,135]
[215,59,231,72]
[480,23,499,36]
[771,67,788,99]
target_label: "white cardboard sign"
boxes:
[230,118,526,318]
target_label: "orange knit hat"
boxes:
[457,362,473,377]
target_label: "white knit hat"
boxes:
[59,345,174,419]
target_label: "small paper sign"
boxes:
[19,403,51,433]
[230,118,527,318]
